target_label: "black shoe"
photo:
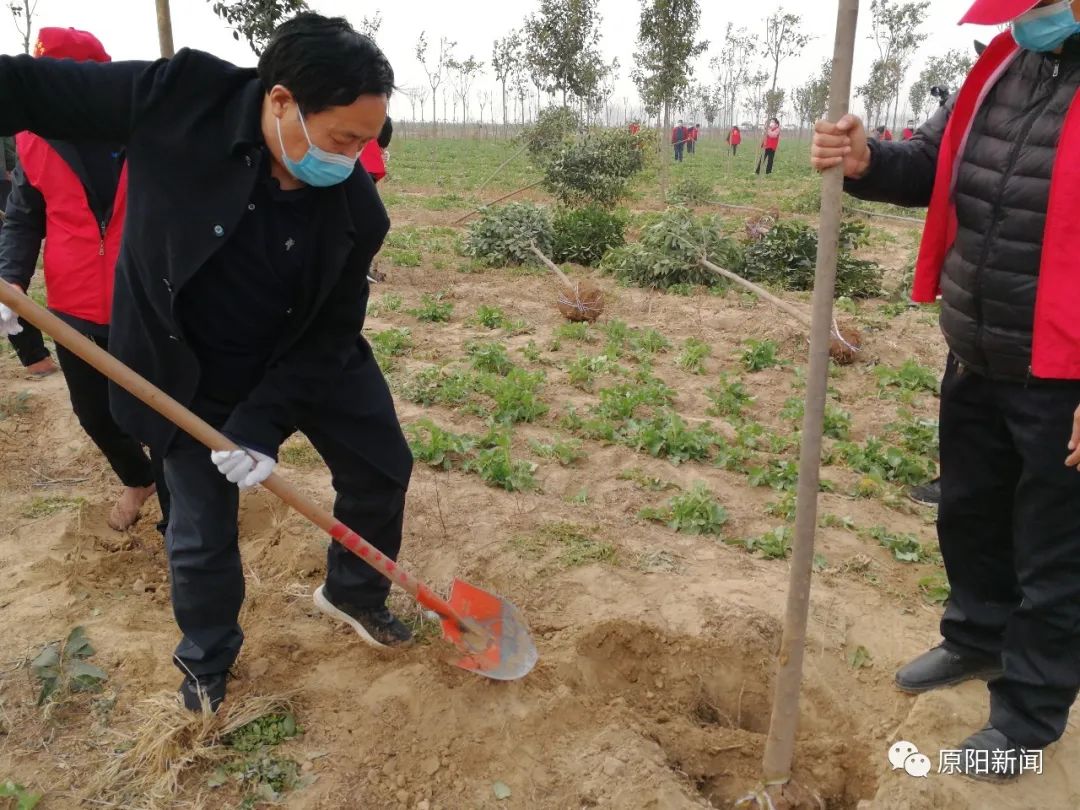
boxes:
[957,725,1031,782]
[907,477,941,508]
[314,585,413,649]
[895,644,1002,693]
[179,671,227,713]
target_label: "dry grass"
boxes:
[86,691,297,808]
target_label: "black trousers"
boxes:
[55,335,156,490]
[164,348,413,676]
[731,144,739,156]
[687,140,695,154]
[756,148,776,175]
[937,353,1080,748]
[674,143,684,162]
[8,321,51,366]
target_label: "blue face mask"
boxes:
[276,107,357,187]
[1013,0,1080,52]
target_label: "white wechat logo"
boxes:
[888,741,931,778]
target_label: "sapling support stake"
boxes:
[756,0,860,805]
[451,180,545,225]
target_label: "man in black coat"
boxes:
[0,13,414,712]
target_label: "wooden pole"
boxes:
[698,258,811,328]
[475,143,529,195]
[155,0,175,58]
[760,0,860,803]
[451,180,544,225]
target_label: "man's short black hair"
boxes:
[258,12,395,114]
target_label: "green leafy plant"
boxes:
[600,208,743,290]
[521,105,583,160]
[836,438,936,485]
[467,340,514,376]
[369,327,413,370]
[0,782,41,810]
[467,431,538,492]
[551,206,627,266]
[470,304,511,330]
[481,368,548,424]
[676,337,711,374]
[401,367,478,408]
[225,713,300,753]
[736,526,793,560]
[541,128,648,208]
[529,437,585,466]
[747,459,801,492]
[565,352,622,390]
[20,496,84,519]
[741,339,786,372]
[593,376,675,421]
[890,410,939,459]
[779,397,851,440]
[31,626,107,708]
[874,360,940,397]
[706,375,755,420]
[408,293,454,323]
[741,220,884,299]
[631,328,671,355]
[554,321,594,343]
[766,491,797,521]
[622,410,716,464]
[919,572,951,605]
[640,482,728,535]
[406,419,476,470]
[617,467,680,491]
[0,391,32,421]
[464,203,554,267]
[863,525,939,564]
[848,645,873,670]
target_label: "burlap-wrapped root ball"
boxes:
[829,322,862,365]
[557,280,605,323]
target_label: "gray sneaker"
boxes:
[907,477,941,508]
[314,585,413,649]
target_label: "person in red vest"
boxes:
[756,118,781,175]
[902,119,916,140]
[687,122,699,155]
[811,0,1080,778]
[726,125,742,156]
[628,121,640,135]
[0,28,165,532]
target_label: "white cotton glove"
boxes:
[210,447,276,490]
[0,301,23,337]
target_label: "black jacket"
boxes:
[845,42,1080,382]
[0,49,389,454]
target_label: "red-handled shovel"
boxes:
[0,283,538,682]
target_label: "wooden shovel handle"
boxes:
[0,284,466,627]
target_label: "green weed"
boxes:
[279,438,322,469]
[468,430,538,492]
[0,782,41,810]
[21,496,84,520]
[622,410,716,464]
[529,437,585,466]
[406,420,476,470]
[676,337,711,375]
[408,293,454,323]
[735,526,792,560]
[874,360,940,397]
[640,482,728,536]
[481,368,548,424]
[31,626,107,709]
[863,525,939,564]
[706,375,755,420]
[741,339,786,372]
[467,340,514,376]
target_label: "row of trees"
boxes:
[138,0,975,133]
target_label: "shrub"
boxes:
[542,128,648,208]
[551,206,627,266]
[600,208,744,290]
[464,203,554,267]
[741,220,884,299]
[521,106,583,161]
[667,176,715,205]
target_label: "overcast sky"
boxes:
[0,0,1002,122]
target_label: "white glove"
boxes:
[210,447,276,490]
[0,301,23,337]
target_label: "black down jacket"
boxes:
[845,39,1080,382]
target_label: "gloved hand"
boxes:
[0,301,23,337]
[210,447,276,489]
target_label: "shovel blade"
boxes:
[439,578,538,681]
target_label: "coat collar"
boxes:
[224,74,265,155]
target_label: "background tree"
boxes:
[511,60,531,125]
[764,88,785,122]
[356,11,382,39]
[156,0,175,57]
[857,58,895,127]
[743,69,768,131]
[762,8,811,99]
[523,0,604,106]
[907,76,929,123]
[492,31,522,127]
[699,83,721,128]
[870,0,930,130]
[448,55,484,124]
[8,0,37,54]
[207,0,308,54]
[793,60,831,137]
[712,24,755,128]
[416,31,455,128]
[631,0,708,139]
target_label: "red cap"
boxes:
[33,27,110,62]
[960,0,1040,25]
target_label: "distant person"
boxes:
[902,120,916,140]
[687,122,699,155]
[726,125,742,156]
[628,121,640,135]
[672,120,686,162]
[360,114,391,183]
[2,132,58,378]
[756,118,781,175]
[0,27,165,533]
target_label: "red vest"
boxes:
[360,140,385,183]
[913,31,1080,379]
[16,132,127,325]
